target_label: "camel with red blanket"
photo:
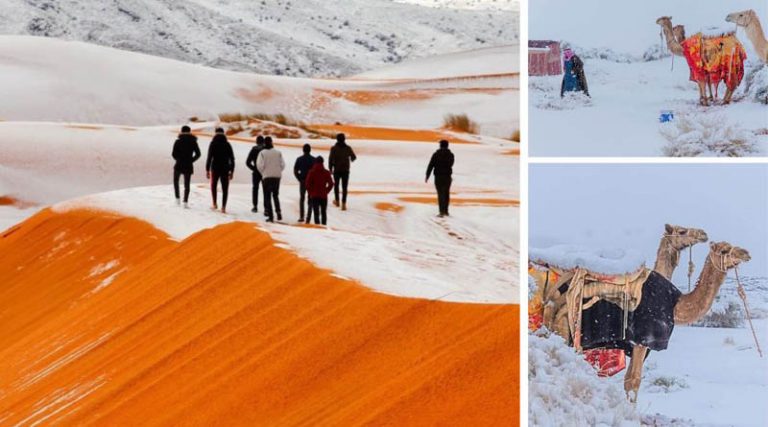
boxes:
[657,16,747,106]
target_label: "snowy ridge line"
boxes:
[52,185,518,304]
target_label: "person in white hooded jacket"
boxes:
[256,136,285,222]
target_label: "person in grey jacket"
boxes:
[256,136,285,222]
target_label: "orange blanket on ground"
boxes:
[681,33,747,91]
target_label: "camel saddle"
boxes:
[531,262,651,351]
[681,31,746,90]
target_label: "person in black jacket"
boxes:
[328,133,356,211]
[205,128,235,213]
[293,143,315,222]
[245,135,265,213]
[171,125,201,208]
[425,139,455,217]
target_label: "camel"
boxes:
[657,16,747,105]
[654,224,709,280]
[623,241,751,402]
[726,9,768,64]
[532,237,750,402]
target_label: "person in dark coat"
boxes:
[246,135,266,213]
[171,125,201,208]
[425,139,455,217]
[561,48,590,97]
[304,156,334,225]
[205,128,235,213]
[256,136,285,223]
[328,133,356,211]
[293,143,316,222]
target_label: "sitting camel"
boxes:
[727,9,768,64]
[656,16,747,105]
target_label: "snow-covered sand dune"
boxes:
[0,120,518,302]
[53,184,518,303]
[0,30,519,424]
[0,36,518,138]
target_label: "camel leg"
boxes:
[624,344,649,403]
[723,87,734,104]
[697,81,709,106]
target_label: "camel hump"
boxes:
[698,26,736,39]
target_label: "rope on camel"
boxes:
[734,266,763,358]
[687,245,694,292]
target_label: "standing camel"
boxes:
[656,16,747,105]
[623,241,751,402]
[726,9,768,64]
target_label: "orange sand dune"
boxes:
[399,197,520,207]
[306,124,478,144]
[315,88,509,106]
[0,209,519,426]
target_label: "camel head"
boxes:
[664,224,709,250]
[726,9,756,27]
[708,241,751,270]
[656,16,673,27]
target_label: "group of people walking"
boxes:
[171,125,455,224]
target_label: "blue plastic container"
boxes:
[659,110,674,123]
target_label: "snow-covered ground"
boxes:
[393,0,518,11]
[0,0,517,77]
[0,36,517,138]
[529,0,768,157]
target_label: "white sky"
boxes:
[530,0,767,58]
[530,164,768,279]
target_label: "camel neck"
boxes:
[654,240,679,280]
[674,253,727,324]
[660,21,684,56]
[744,15,767,57]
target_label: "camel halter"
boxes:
[687,246,694,292]
[659,27,675,72]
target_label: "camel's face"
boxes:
[709,241,751,268]
[656,16,672,26]
[726,10,755,27]
[664,224,709,250]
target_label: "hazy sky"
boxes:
[530,164,768,279]
[530,0,766,58]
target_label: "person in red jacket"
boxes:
[304,156,334,225]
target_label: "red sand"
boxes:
[399,197,520,207]
[0,209,519,425]
[0,195,36,209]
[375,202,405,213]
[305,124,478,144]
